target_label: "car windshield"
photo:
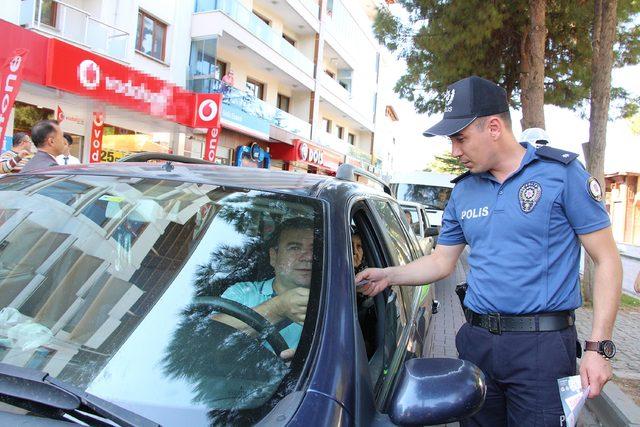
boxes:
[0,174,323,426]
[396,184,452,210]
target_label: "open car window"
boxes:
[0,174,323,426]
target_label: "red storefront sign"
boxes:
[270,139,344,172]
[0,48,29,144]
[204,127,220,162]
[45,38,194,126]
[89,111,105,163]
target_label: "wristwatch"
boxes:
[584,340,616,359]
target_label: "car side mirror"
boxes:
[425,226,439,237]
[388,358,486,425]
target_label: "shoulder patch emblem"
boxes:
[587,177,603,202]
[519,181,542,213]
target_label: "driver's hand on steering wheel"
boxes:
[275,287,309,324]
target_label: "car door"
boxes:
[365,198,430,410]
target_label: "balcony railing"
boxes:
[20,0,129,62]
[194,0,314,76]
[319,131,371,163]
[189,76,312,140]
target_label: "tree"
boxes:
[373,1,640,126]
[425,152,466,175]
[520,0,547,129]
[582,0,620,302]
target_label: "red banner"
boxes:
[0,49,28,144]
[89,111,105,163]
[203,126,221,162]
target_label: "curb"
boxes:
[583,377,640,426]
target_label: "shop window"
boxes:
[277,94,291,112]
[246,78,265,100]
[136,10,167,61]
[13,101,54,134]
[336,126,344,140]
[253,10,271,26]
[322,118,332,133]
[282,33,296,47]
[40,0,58,27]
[348,133,356,145]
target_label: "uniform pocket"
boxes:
[552,327,578,377]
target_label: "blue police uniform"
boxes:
[438,143,610,426]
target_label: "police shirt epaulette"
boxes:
[451,171,471,184]
[535,146,579,165]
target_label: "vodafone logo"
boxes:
[78,60,101,90]
[198,99,219,122]
[299,143,324,165]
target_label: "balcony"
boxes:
[194,0,314,76]
[189,76,312,140]
[20,0,129,62]
[319,131,371,163]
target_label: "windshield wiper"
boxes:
[0,363,159,427]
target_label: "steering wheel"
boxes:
[194,296,290,355]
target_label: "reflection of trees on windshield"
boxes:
[399,184,452,210]
[161,194,313,425]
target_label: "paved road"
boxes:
[424,250,602,426]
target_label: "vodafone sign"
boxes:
[46,39,191,123]
[89,112,105,163]
[78,59,100,90]
[0,49,28,144]
[193,94,222,128]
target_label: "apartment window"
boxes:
[246,78,265,100]
[136,11,167,61]
[40,0,58,27]
[215,60,227,80]
[322,118,332,133]
[336,126,344,139]
[325,69,336,79]
[282,33,296,47]
[277,94,291,112]
[348,133,356,145]
[253,11,271,26]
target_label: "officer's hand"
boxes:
[16,150,30,159]
[580,351,613,398]
[355,268,391,297]
[275,287,309,324]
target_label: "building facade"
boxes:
[1,0,400,174]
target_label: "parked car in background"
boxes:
[391,171,456,227]
[0,155,484,426]
[400,201,438,255]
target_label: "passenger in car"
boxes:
[212,217,314,354]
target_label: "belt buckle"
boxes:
[488,313,502,334]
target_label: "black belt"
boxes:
[465,309,574,334]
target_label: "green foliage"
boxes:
[630,113,640,134]
[621,293,640,308]
[425,152,466,174]
[374,0,640,115]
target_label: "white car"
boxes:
[400,201,439,255]
[392,171,456,227]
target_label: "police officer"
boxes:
[356,76,622,426]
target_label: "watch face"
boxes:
[601,340,616,358]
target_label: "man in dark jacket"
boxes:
[21,120,66,173]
